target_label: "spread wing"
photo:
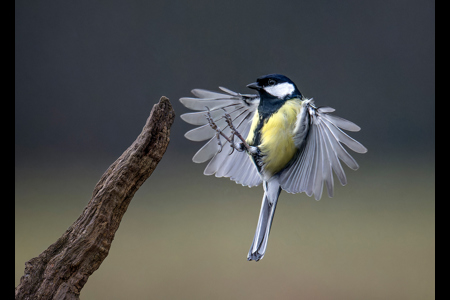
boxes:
[180,87,262,187]
[279,99,367,200]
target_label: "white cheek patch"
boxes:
[264,82,295,98]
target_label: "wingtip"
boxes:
[360,146,368,154]
[190,89,208,98]
[180,114,189,122]
[179,97,190,105]
[318,106,336,113]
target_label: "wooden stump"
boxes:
[15,97,175,300]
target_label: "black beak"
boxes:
[246,82,260,90]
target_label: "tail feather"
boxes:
[247,178,281,261]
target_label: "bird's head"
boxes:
[247,74,302,100]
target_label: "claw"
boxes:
[228,143,235,155]
[229,128,236,155]
[222,108,234,130]
[216,132,223,153]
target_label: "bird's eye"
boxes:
[268,79,276,86]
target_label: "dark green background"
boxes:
[16,1,434,299]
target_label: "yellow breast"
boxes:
[247,98,303,177]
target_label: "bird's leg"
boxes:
[222,109,257,154]
[205,107,242,153]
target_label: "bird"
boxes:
[179,74,367,261]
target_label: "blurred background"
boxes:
[16,0,434,299]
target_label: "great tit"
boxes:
[180,74,367,261]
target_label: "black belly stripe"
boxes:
[250,97,286,147]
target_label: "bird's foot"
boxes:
[222,109,254,153]
[205,107,244,154]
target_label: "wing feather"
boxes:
[184,105,248,141]
[322,114,361,132]
[317,122,334,197]
[319,122,347,186]
[180,87,262,187]
[280,100,366,199]
[179,98,242,111]
[181,104,239,125]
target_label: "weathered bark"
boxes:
[15,96,175,300]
